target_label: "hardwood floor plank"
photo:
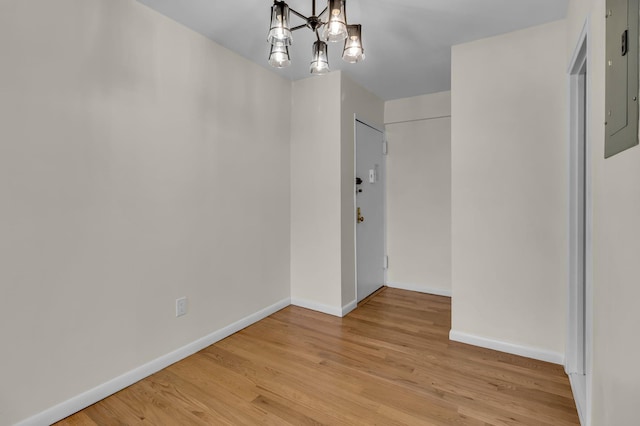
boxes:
[55,412,97,426]
[56,288,579,425]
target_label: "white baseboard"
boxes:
[386,282,452,297]
[291,297,342,317]
[16,297,291,426]
[569,373,587,425]
[291,297,355,317]
[341,299,357,316]
[449,330,564,365]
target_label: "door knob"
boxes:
[357,207,365,223]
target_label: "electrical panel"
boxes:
[605,0,639,158]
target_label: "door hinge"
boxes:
[382,140,388,155]
[383,255,389,269]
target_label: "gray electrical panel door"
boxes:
[605,0,639,158]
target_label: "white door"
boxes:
[356,120,385,302]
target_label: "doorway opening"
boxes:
[567,26,590,425]
[355,119,386,303]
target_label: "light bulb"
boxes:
[269,42,291,68]
[310,41,330,75]
[342,24,364,63]
[322,0,347,41]
[267,1,292,46]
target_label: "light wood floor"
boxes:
[57,288,579,425]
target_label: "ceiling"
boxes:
[137,0,568,101]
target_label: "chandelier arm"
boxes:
[289,8,309,21]
[318,6,328,21]
[291,24,308,32]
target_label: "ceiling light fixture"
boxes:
[267,0,365,74]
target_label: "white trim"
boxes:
[386,282,452,297]
[568,19,589,73]
[569,373,587,426]
[566,18,591,426]
[341,299,357,316]
[381,125,388,290]
[449,330,564,365]
[384,115,452,126]
[15,297,291,426]
[353,114,359,306]
[290,297,358,318]
[566,48,588,376]
[291,297,343,317]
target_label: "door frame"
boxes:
[353,115,387,302]
[567,20,591,426]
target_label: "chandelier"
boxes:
[267,0,365,74]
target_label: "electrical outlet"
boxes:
[176,297,187,317]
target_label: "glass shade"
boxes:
[267,1,292,46]
[269,42,291,68]
[322,0,347,42]
[342,24,364,63]
[310,41,330,75]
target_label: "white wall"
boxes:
[385,91,452,124]
[290,72,343,313]
[567,1,640,424]
[0,1,291,424]
[450,21,568,361]
[290,71,384,314]
[384,92,452,296]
